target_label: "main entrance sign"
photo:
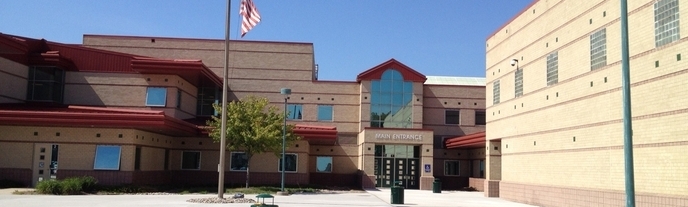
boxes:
[375,133,423,141]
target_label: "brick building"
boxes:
[0,32,486,190]
[485,0,688,206]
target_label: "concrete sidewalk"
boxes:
[0,188,538,207]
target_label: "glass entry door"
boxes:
[374,145,419,189]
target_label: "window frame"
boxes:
[475,110,486,125]
[493,80,500,104]
[26,66,65,103]
[444,160,461,176]
[145,87,168,107]
[230,152,249,171]
[546,52,559,86]
[277,153,298,173]
[654,0,680,47]
[286,104,303,120]
[590,28,607,70]
[315,156,333,173]
[181,151,201,170]
[444,109,461,125]
[317,105,334,121]
[93,145,122,170]
[514,68,523,97]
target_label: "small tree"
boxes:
[208,95,299,188]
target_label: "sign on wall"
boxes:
[375,133,423,141]
[424,164,431,173]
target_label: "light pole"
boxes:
[280,88,291,194]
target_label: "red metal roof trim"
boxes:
[356,59,427,82]
[0,33,29,54]
[293,124,337,145]
[131,57,222,87]
[0,105,201,136]
[445,131,486,149]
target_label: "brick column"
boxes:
[484,140,501,197]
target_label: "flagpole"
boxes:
[218,0,231,199]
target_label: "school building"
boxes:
[0,32,487,191]
[485,0,688,206]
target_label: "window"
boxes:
[197,87,219,116]
[547,52,558,86]
[146,87,167,107]
[445,110,460,125]
[475,110,486,125]
[278,153,297,172]
[134,147,141,171]
[286,104,303,120]
[230,152,248,171]
[316,156,332,173]
[317,105,333,121]
[370,69,414,128]
[93,145,121,170]
[514,68,523,97]
[654,0,680,47]
[493,80,500,104]
[590,28,607,70]
[444,160,460,176]
[26,66,64,103]
[181,151,200,170]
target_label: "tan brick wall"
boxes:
[486,0,688,203]
[0,142,32,169]
[0,57,28,103]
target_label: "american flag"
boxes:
[240,0,261,37]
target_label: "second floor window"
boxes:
[27,66,64,103]
[287,104,303,120]
[146,87,167,107]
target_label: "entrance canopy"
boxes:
[444,131,486,149]
[293,125,337,145]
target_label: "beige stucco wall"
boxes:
[486,0,688,197]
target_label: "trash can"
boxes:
[390,181,404,204]
[433,178,442,193]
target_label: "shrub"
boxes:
[79,176,98,192]
[60,178,83,195]
[36,180,62,195]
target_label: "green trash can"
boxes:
[433,178,442,193]
[390,182,404,204]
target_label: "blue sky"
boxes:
[0,0,532,81]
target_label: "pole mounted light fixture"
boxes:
[510,59,519,67]
[279,88,291,194]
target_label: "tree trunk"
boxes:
[245,153,253,188]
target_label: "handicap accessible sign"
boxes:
[424,164,431,172]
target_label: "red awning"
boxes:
[0,105,202,136]
[293,125,337,145]
[445,131,486,149]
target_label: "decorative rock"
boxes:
[186,197,256,204]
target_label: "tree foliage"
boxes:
[208,95,299,188]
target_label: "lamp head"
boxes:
[510,59,518,67]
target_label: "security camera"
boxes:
[510,59,518,67]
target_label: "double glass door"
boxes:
[374,145,419,189]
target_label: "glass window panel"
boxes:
[287,104,303,120]
[379,94,391,105]
[654,0,680,47]
[403,82,413,93]
[445,110,461,125]
[493,80,500,104]
[371,81,380,93]
[381,70,394,80]
[230,152,248,171]
[391,93,404,106]
[278,154,298,172]
[380,80,392,92]
[146,87,167,106]
[317,105,333,121]
[475,110,486,125]
[391,69,403,80]
[181,151,201,170]
[370,91,381,105]
[392,80,403,93]
[316,156,332,172]
[93,145,121,170]
[402,94,413,106]
[444,160,460,176]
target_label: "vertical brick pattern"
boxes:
[500,182,688,207]
[468,177,485,191]
[0,168,31,187]
[484,180,500,197]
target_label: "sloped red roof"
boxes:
[0,33,221,87]
[356,59,427,82]
[0,104,202,137]
[293,125,337,145]
[445,131,486,149]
